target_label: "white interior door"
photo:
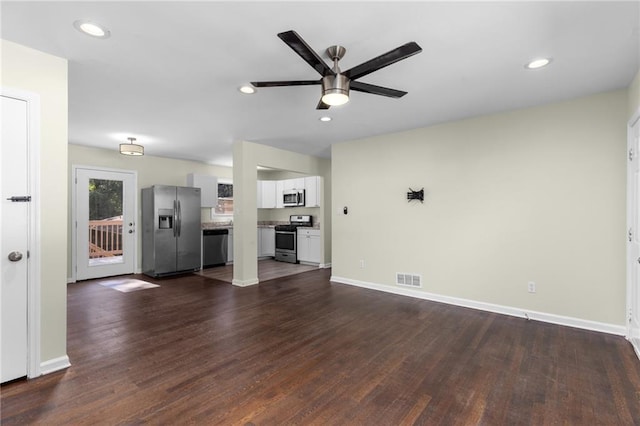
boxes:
[75,167,136,280]
[628,114,640,358]
[1,95,29,382]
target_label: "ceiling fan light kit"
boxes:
[120,137,144,156]
[321,74,350,106]
[251,30,422,109]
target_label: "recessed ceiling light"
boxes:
[319,116,332,122]
[239,85,256,94]
[73,20,110,39]
[525,58,551,69]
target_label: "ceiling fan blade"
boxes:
[316,99,330,110]
[278,30,335,77]
[350,81,407,98]
[344,42,422,81]
[251,80,321,87]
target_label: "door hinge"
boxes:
[630,148,635,161]
[629,227,634,242]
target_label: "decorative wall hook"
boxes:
[407,188,424,203]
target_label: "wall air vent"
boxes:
[396,273,422,288]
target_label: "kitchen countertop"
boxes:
[202,221,320,230]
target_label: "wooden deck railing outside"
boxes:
[89,219,123,258]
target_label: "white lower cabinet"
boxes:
[297,228,320,264]
[258,227,275,257]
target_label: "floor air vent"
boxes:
[396,273,422,288]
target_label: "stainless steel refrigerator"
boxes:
[142,185,201,277]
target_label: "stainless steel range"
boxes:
[275,215,312,263]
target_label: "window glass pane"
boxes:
[215,183,233,215]
[88,179,124,264]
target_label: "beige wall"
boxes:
[68,144,232,276]
[332,90,627,326]
[1,40,68,362]
[630,69,640,119]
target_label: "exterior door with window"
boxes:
[75,167,136,280]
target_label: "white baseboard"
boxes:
[67,277,75,284]
[232,278,259,287]
[320,263,332,269]
[40,355,71,375]
[630,337,640,360]
[330,275,626,336]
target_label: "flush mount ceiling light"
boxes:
[319,116,332,122]
[239,85,256,94]
[525,58,552,69]
[120,137,144,156]
[73,20,110,38]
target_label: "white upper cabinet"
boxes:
[256,176,321,209]
[257,180,277,209]
[282,178,305,191]
[304,176,320,207]
[187,173,217,208]
[275,180,284,208]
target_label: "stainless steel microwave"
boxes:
[283,189,305,207]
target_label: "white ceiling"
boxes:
[2,1,638,167]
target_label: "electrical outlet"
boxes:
[359,259,365,269]
[528,281,536,293]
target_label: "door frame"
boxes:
[1,87,42,378]
[627,106,640,360]
[70,165,138,282]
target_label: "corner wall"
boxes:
[233,141,331,285]
[1,40,68,364]
[332,90,627,328]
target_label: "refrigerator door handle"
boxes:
[173,199,178,237]
[177,200,182,237]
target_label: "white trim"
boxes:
[40,355,71,375]
[632,337,640,360]
[232,278,259,287]
[71,165,138,282]
[319,262,332,269]
[627,107,640,359]
[2,87,43,379]
[331,276,626,336]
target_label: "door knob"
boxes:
[8,251,23,262]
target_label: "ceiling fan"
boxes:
[251,30,423,110]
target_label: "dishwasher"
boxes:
[202,229,229,268]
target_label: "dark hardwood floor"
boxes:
[2,269,640,424]
[196,259,319,283]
